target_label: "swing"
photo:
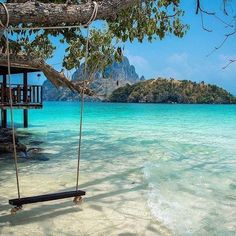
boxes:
[9,191,86,207]
[1,1,98,214]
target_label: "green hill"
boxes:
[109,78,236,104]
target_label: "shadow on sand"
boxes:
[0,167,145,226]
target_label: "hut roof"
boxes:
[0,63,39,75]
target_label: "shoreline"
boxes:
[43,100,236,105]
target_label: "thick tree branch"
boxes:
[0,53,93,95]
[0,0,138,27]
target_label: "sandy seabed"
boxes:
[0,157,172,236]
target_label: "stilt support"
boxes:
[23,109,28,128]
[1,109,7,128]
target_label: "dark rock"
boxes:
[27,147,44,157]
[0,128,27,154]
[29,140,44,145]
[33,155,50,161]
[18,151,28,158]
[140,75,145,81]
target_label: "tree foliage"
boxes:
[1,0,188,74]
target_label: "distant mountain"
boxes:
[43,57,144,101]
[109,78,236,104]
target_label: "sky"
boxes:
[8,0,236,95]
[122,0,236,94]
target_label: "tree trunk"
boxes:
[0,0,137,27]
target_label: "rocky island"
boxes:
[43,57,144,101]
[109,78,236,104]
[43,57,236,104]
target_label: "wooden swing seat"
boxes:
[9,190,86,207]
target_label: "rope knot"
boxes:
[83,1,98,28]
[0,2,9,29]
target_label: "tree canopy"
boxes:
[0,0,187,92]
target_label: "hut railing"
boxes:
[0,83,43,106]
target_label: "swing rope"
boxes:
[7,34,21,199]
[2,5,21,199]
[1,1,98,199]
[76,1,98,191]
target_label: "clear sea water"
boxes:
[0,102,236,235]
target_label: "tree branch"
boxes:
[207,30,236,56]
[0,0,138,27]
[0,53,93,95]
[222,59,236,69]
[196,0,234,29]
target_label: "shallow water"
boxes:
[0,102,236,235]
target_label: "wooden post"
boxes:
[36,86,39,103]
[3,74,6,103]
[23,72,28,128]
[23,72,28,103]
[40,86,43,104]
[23,109,28,128]
[1,109,7,128]
[1,75,7,128]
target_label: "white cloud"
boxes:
[168,53,189,64]
[157,67,183,80]
[156,52,197,80]
[125,50,150,76]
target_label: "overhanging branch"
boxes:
[0,53,93,96]
[0,0,138,27]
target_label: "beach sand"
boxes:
[0,157,172,236]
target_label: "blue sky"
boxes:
[19,0,236,95]
[123,0,236,95]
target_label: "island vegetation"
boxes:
[109,78,236,104]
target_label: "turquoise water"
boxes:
[1,102,236,235]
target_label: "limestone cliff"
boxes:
[43,57,143,101]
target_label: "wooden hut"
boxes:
[0,63,43,128]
